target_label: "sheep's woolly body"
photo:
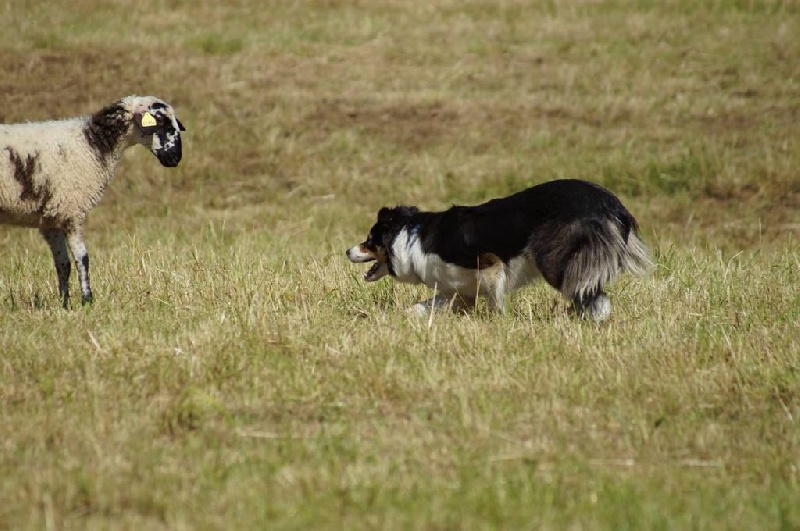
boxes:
[0,96,184,307]
[0,118,120,228]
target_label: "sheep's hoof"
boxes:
[81,294,94,306]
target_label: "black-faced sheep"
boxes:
[0,96,186,307]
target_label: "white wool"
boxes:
[0,118,108,226]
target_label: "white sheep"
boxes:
[0,95,186,307]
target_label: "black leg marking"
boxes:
[80,254,93,305]
[40,228,71,308]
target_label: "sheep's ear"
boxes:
[137,111,159,134]
[177,118,186,132]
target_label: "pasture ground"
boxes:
[1,0,798,528]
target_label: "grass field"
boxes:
[1,0,799,528]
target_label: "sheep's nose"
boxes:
[157,151,182,167]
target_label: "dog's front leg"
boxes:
[477,255,509,314]
[485,271,510,314]
[486,293,508,314]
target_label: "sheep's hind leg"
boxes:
[40,228,71,308]
[65,225,94,305]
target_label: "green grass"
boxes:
[1,0,799,529]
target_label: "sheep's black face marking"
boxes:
[85,102,130,166]
[5,147,41,201]
[144,105,183,167]
[152,126,182,167]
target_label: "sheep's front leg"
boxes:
[40,228,71,308]
[65,224,94,305]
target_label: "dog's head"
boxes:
[346,206,419,282]
[131,96,186,167]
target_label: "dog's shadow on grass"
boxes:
[345,294,583,324]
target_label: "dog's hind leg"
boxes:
[535,220,619,321]
[572,290,611,322]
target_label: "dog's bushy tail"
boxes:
[620,229,654,277]
[557,217,653,301]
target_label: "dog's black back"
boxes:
[413,179,638,270]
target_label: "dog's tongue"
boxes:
[364,262,382,281]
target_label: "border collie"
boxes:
[346,179,652,321]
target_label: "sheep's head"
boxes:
[131,97,186,167]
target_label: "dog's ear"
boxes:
[397,206,419,218]
[378,205,418,227]
[377,207,394,223]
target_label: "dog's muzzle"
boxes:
[346,245,373,263]
[347,245,389,282]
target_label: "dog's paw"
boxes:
[406,302,430,317]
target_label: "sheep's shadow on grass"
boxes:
[2,289,50,311]
[0,288,94,311]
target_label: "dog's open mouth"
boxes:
[364,261,389,282]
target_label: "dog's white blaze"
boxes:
[346,245,373,263]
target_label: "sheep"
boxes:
[0,95,186,308]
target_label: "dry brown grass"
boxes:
[1,0,798,529]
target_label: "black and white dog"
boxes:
[346,179,652,321]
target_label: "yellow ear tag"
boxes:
[141,112,157,127]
